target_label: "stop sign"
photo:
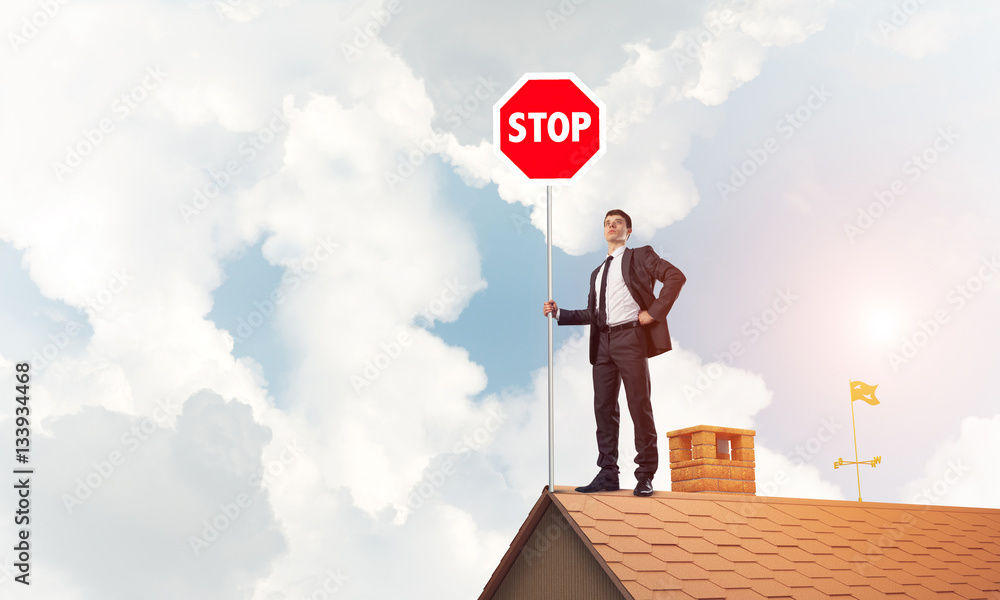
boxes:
[493,72,606,183]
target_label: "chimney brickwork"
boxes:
[666,425,756,495]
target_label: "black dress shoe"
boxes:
[575,473,620,493]
[634,477,653,497]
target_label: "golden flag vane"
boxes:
[833,380,882,501]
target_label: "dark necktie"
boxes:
[598,256,613,328]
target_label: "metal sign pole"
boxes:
[547,184,554,493]
[493,73,605,495]
[851,381,861,502]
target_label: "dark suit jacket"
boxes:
[557,245,686,365]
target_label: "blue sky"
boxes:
[1,0,999,598]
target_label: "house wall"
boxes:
[490,504,627,600]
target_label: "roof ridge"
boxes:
[550,485,1000,514]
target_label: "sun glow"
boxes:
[866,308,901,343]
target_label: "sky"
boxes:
[0,0,998,598]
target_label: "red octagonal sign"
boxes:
[493,73,606,184]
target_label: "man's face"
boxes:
[604,215,630,244]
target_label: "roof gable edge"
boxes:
[476,487,553,600]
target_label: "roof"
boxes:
[480,486,1000,600]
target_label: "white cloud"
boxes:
[673,0,837,104]
[0,1,496,597]
[683,30,769,106]
[873,8,964,59]
[901,414,1000,509]
[230,67,495,519]
[755,446,847,500]
[440,0,838,255]
[738,0,836,47]
[0,390,284,599]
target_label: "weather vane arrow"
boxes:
[834,380,882,502]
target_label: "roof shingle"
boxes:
[547,486,1000,600]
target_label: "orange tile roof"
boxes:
[481,486,1000,600]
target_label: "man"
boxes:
[543,209,685,496]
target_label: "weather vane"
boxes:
[834,380,882,502]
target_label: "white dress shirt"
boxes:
[555,245,640,325]
[596,245,640,326]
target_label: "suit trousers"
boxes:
[592,325,658,480]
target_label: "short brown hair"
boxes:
[605,209,632,231]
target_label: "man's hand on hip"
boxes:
[638,310,655,325]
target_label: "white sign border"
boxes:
[492,72,607,186]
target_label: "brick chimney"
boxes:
[666,425,756,495]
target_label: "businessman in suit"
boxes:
[543,209,685,496]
